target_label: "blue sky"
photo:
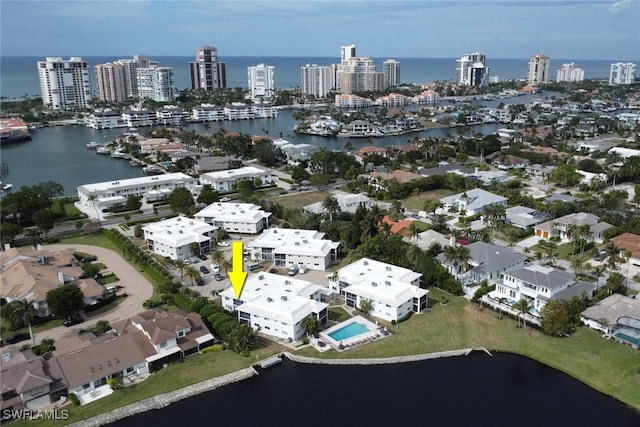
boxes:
[1,0,638,60]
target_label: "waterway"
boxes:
[0,91,556,195]
[108,353,639,427]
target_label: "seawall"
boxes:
[284,346,492,365]
[67,367,256,427]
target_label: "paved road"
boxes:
[7,244,154,348]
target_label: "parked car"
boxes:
[214,273,224,281]
[218,241,230,247]
[5,332,31,345]
[63,316,84,327]
[196,277,205,286]
[220,196,232,202]
[211,264,220,273]
[288,264,299,276]
[197,254,208,261]
[200,266,210,274]
[246,262,263,271]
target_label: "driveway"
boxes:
[26,244,154,345]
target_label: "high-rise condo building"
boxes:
[37,57,92,110]
[190,46,227,91]
[137,66,175,102]
[556,63,585,83]
[248,63,275,100]
[95,55,153,102]
[527,54,551,85]
[383,59,401,88]
[301,64,332,98]
[609,62,637,85]
[336,44,383,94]
[456,52,489,86]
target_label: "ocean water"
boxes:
[0,56,617,99]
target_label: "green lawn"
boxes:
[329,306,352,322]
[275,190,333,210]
[401,189,455,212]
[297,288,640,411]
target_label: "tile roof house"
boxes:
[610,233,640,265]
[439,188,508,216]
[379,215,414,237]
[534,212,612,243]
[580,294,640,348]
[0,247,105,316]
[0,351,68,412]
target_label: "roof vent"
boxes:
[385,266,391,271]
[267,297,273,303]
[372,282,377,287]
[259,274,264,280]
[285,280,291,285]
[281,296,288,301]
[363,260,368,265]
[385,281,391,286]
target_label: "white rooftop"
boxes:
[194,202,271,223]
[78,172,195,193]
[337,258,422,290]
[143,216,215,247]
[221,272,327,325]
[249,228,339,257]
[201,166,267,183]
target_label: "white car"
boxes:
[218,241,230,247]
[210,264,220,273]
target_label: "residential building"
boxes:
[200,166,272,192]
[94,56,151,102]
[493,263,596,314]
[336,45,383,94]
[155,106,188,126]
[383,59,401,88]
[248,228,339,271]
[37,57,92,110]
[142,216,216,260]
[436,242,527,285]
[272,139,320,162]
[0,247,105,317]
[534,212,612,243]
[85,109,126,129]
[190,45,226,91]
[527,54,551,85]
[334,94,374,108]
[580,294,640,348]
[301,64,332,98]
[56,308,214,403]
[120,108,157,127]
[77,172,199,213]
[609,62,637,85]
[556,63,585,83]
[304,193,371,215]
[404,229,451,252]
[379,215,414,237]
[194,202,271,234]
[610,233,640,268]
[137,66,175,102]
[505,206,550,229]
[248,63,275,100]
[220,272,329,341]
[365,170,423,191]
[328,257,427,323]
[0,351,67,412]
[439,188,508,216]
[456,52,489,86]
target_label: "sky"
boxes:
[1,0,639,60]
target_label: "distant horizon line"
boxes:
[2,55,637,62]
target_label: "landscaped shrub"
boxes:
[68,393,80,406]
[200,344,224,353]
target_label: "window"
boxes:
[159,341,167,348]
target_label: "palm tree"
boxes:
[185,266,200,286]
[301,315,319,337]
[322,196,340,222]
[443,245,471,276]
[513,298,532,331]
[570,255,588,277]
[174,259,188,278]
[88,194,102,226]
[407,222,421,242]
[589,263,606,289]
[11,299,38,347]
[25,228,42,251]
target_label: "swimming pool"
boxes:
[328,322,370,341]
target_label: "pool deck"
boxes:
[319,315,390,351]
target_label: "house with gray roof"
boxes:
[439,188,507,216]
[403,229,451,252]
[304,193,371,215]
[436,242,527,285]
[581,294,640,348]
[534,211,612,243]
[506,206,550,229]
[544,192,580,204]
[492,263,596,315]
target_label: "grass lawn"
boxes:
[60,234,121,253]
[20,338,285,427]
[275,190,333,210]
[83,295,127,319]
[1,317,65,342]
[401,189,455,212]
[328,306,352,322]
[296,288,640,411]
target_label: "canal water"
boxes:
[108,353,640,427]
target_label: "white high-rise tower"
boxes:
[248,64,275,100]
[38,57,92,109]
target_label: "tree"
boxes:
[185,266,200,286]
[606,272,626,295]
[513,298,533,331]
[291,166,310,184]
[443,245,471,276]
[31,208,56,237]
[301,315,319,337]
[169,187,195,214]
[46,284,84,319]
[228,323,254,356]
[25,228,42,251]
[322,196,340,222]
[197,184,219,205]
[540,300,574,336]
[407,222,421,242]
[11,299,38,347]
[174,259,188,278]
[357,298,374,317]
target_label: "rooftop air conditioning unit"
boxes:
[267,297,273,303]
[385,281,391,286]
[259,274,264,280]
[363,260,368,265]
[386,266,391,271]
[281,296,288,301]
[372,282,377,286]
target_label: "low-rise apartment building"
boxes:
[200,167,272,192]
[194,202,271,234]
[142,216,216,260]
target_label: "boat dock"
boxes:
[257,355,282,369]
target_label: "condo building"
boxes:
[527,54,551,85]
[609,62,637,85]
[336,44,384,94]
[456,52,489,86]
[37,57,92,110]
[383,59,401,88]
[248,63,275,100]
[94,55,153,102]
[137,66,175,102]
[300,64,332,98]
[189,46,227,91]
[556,63,585,83]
